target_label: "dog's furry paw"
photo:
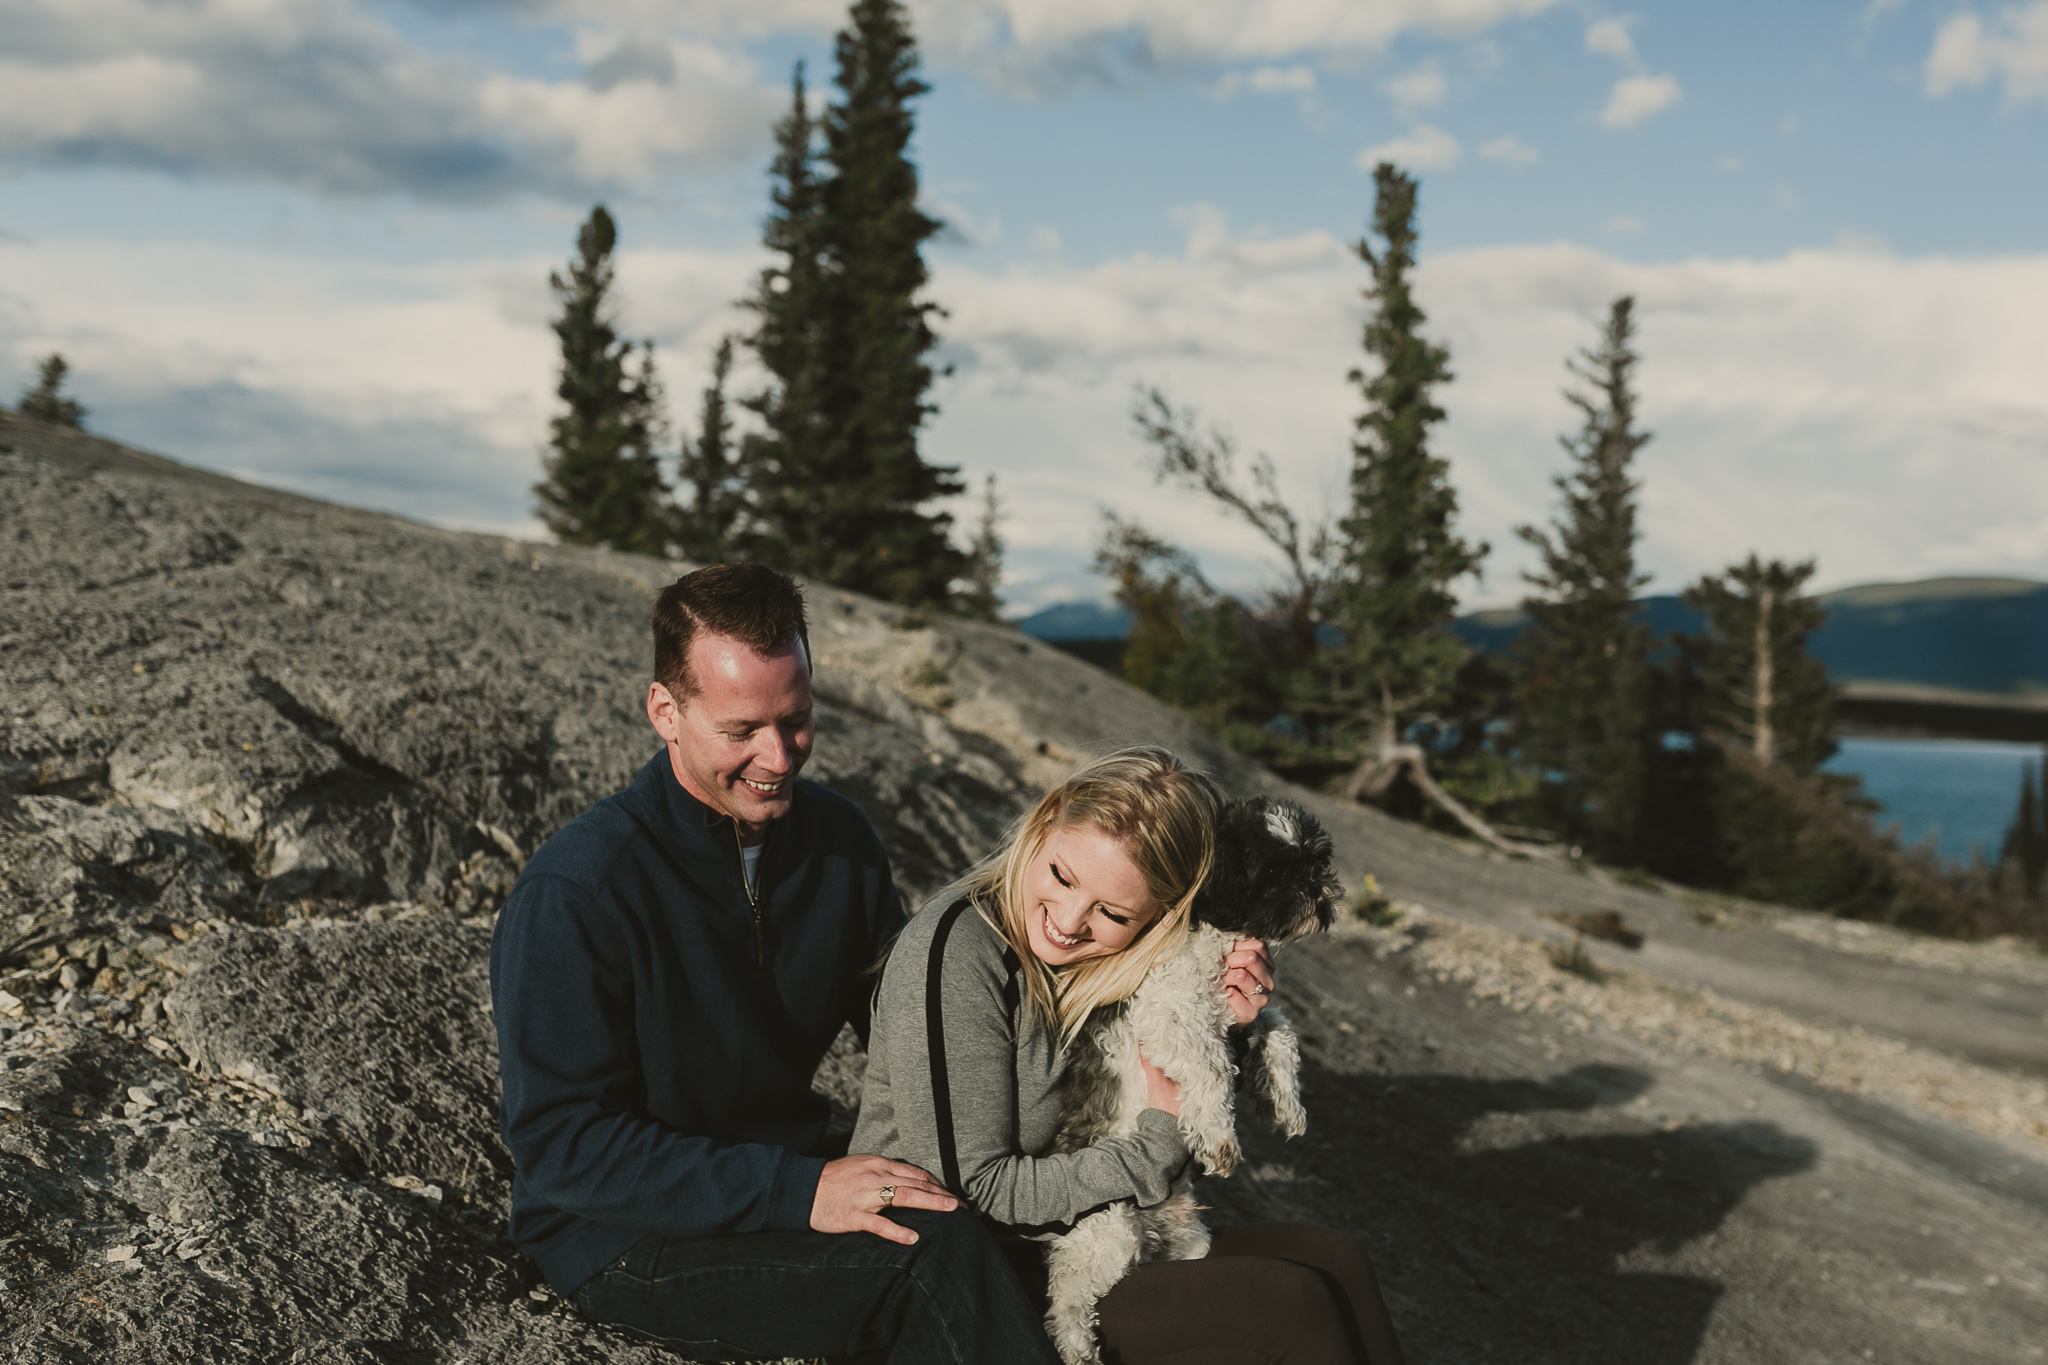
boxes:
[1246,1010,1309,1138]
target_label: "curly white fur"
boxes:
[1040,923,1307,1365]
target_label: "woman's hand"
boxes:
[1222,936,1276,1028]
[1140,1053,1182,1118]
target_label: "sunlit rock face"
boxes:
[0,411,1057,1362]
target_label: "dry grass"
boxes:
[1340,902,2048,1152]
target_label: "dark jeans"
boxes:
[1094,1224,1405,1365]
[571,1207,1063,1365]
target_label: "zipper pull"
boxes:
[735,819,766,967]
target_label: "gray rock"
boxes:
[7,410,2047,1365]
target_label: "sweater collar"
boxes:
[621,749,801,869]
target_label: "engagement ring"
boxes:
[878,1184,896,1207]
[1252,983,1268,995]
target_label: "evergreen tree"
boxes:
[1093,515,1261,728]
[2003,758,2047,897]
[741,17,965,607]
[674,336,750,563]
[1331,163,1489,804]
[807,0,965,606]
[533,205,670,555]
[1513,295,1657,864]
[1683,555,1836,775]
[19,353,86,429]
[1134,387,1334,686]
[742,64,832,567]
[958,474,1004,622]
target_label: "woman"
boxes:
[852,747,1404,1365]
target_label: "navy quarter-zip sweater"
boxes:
[489,751,905,1295]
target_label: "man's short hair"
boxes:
[653,563,811,701]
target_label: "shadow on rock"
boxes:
[1211,1061,1819,1365]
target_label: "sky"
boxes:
[2,0,2046,612]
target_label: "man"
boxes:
[490,562,1061,1363]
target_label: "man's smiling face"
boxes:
[647,631,814,842]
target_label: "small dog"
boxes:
[1041,797,1342,1365]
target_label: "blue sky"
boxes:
[3,0,2046,610]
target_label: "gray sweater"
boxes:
[850,901,1190,1232]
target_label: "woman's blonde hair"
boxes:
[944,747,1219,1046]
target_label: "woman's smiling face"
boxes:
[1023,824,1160,966]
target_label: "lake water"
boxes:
[1822,737,2045,867]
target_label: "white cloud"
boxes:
[0,0,779,200]
[1925,4,2048,104]
[921,0,1565,76]
[1384,62,1449,111]
[494,0,1567,93]
[0,0,1584,198]
[1213,63,1318,105]
[16,217,2048,612]
[1584,17,1637,62]
[1601,72,1682,127]
[1357,124,1461,171]
[1478,134,1540,165]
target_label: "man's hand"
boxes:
[812,1154,957,1245]
[1222,936,1276,1028]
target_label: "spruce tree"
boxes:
[1683,555,1836,775]
[1332,163,1488,804]
[674,336,749,563]
[1513,295,1657,864]
[533,205,670,555]
[742,64,831,568]
[1094,515,1258,728]
[19,353,86,429]
[959,474,1004,622]
[2003,759,2047,897]
[808,0,966,606]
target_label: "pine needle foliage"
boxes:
[1513,295,1657,864]
[1683,555,1836,775]
[742,63,832,568]
[1330,164,1487,769]
[674,336,749,564]
[1093,515,1261,727]
[19,353,86,429]
[959,474,1005,622]
[746,4,966,607]
[2003,759,2047,899]
[534,206,670,555]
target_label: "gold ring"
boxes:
[878,1185,896,1208]
[1252,983,1268,995]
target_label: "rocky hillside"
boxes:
[5,410,2047,1364]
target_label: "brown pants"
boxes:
[1091,1224,1405,1365]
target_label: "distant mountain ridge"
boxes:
[1016,576,2048,699]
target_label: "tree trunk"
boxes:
[1342,741,1564,863]
[1753,585,1777,768]
[1340,703,1403,802]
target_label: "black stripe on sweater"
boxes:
[925,899,973,1197]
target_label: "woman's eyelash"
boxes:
[1050,863,1072,888]
[1101,907,1130,926]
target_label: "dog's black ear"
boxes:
[1196,797,1341,940]
[1259,800,1341,938]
